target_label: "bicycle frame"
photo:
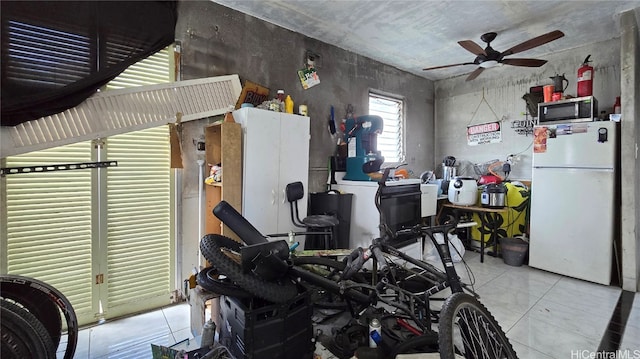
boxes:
[378,236,464,295]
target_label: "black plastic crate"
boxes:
[219,290,314,359]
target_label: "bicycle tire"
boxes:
[0,283,62,351]
[196,266,252,298]
[0,275,78,359]
[200,234,298,303]
[1,299,56,359]
[438,292,517,359]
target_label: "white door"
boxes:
[529,167,614,285]
[3,142,96,325]
[103,127,175,318]
[276,114,310,236]
[241,110,281,235]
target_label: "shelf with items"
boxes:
[204,121,242,241]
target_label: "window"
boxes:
[106,47,172,90]
[369,93,404,163]
[1,1,177,126]
[4,20,92,90]
[2,46,175,325]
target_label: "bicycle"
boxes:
[199,166,517,358]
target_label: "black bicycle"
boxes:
[199,167,517,358]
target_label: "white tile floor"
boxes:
[58,251,640,359]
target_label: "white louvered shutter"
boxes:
[2,46,175,325]
[3,142,96,324]
[106,48,172,90]
[103,125,174,317]
[369,93,405,164]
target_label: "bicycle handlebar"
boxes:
[341,247,369,280]
[340,243,388,280]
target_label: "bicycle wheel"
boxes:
[0,275,78,359]
[438,292,517,359]
[196,266,253,299]
[0,283,62,351]
[1,299,56,359]
[200,234,298,303]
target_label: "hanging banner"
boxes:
[467,121,502,146]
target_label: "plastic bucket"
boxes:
[500,237,529,266]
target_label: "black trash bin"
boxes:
[499,237,529,266]
[307,192,353,250]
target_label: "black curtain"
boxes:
[1,1,177,127]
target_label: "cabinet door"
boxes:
[242,111,281,235]
[276,114,310,234]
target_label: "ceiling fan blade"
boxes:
[465,67,484,81]
[458,40,487,56]
[502,58,548,67]
[423,62,475,71]
[502,30,564,56]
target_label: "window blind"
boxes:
[369,93,404,163]
[2,45,175,324]
[105,126,173,313]
[4,142,95,324]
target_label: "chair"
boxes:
[285,181,339,250]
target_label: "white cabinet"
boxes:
[233,107,310,242]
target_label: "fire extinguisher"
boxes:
[577,55,593,97]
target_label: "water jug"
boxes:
[550,74,569,93]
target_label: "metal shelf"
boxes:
[1,161,118,176]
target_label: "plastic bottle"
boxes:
[285,95,294,114]
[369,318,381,348]
[277,90,285,112]
[613,96,621,114]
[200,319,215,348]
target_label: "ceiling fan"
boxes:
[423,30,565,81]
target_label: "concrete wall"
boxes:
[174,1,435,283]
[619,10,639,292]
[173,1,638,291]
[435,26,638,291]
[434,39,622,180]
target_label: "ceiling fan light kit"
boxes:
[423,30,565,81]
[479,60,499,69]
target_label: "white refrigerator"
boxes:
[529,121,618,285]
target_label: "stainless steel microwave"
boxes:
[538,96,598,124]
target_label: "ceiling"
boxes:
[211,0,640,81]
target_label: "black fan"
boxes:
[423,30,564,81]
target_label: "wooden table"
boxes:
[442,203,508,263]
